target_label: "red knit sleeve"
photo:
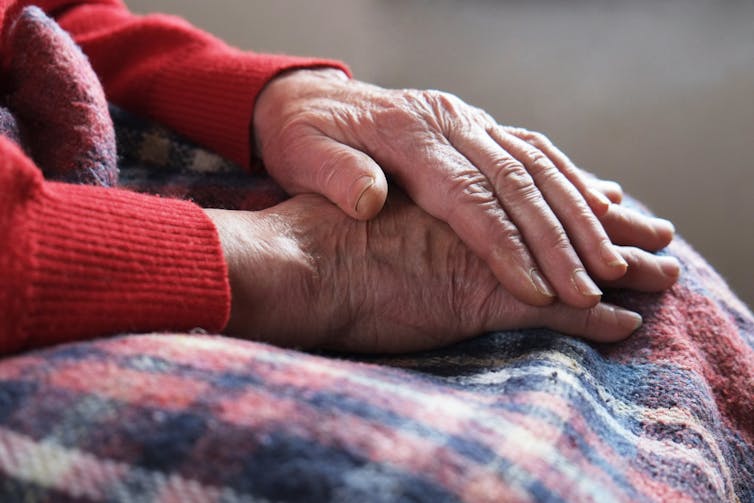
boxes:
[0,136,230,355]
[26,0,351,168]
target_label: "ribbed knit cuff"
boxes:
[148,45,351,168]
[19,181,230,352]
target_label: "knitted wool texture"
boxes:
[0,4,231,353]
[0,0,350,358]
[7,89,752,503]
[1,110,753,499]
[3,6,117,186]
[0,3,751,501]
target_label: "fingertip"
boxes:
[352,173,388,220]
[497,270,555,307]
[586,187,611,217]
[352,175,376,218]
[654,218,676,245]
[599,241,629,278]
[597,180,623,204]
[489,252,555,307]
[542,302,642,343]
[529,268,557,300]
[614,306,643,337]
[586,305,642,343]
[659,255,681,280]
[568,269,603,308]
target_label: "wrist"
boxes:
[203,207,319,343]
[204,208,260,335]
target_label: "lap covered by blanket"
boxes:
[2,6,751,502]
[0,107,751,503]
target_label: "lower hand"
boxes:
[206,192,678,353]
[253,69,675,310]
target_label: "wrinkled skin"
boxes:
[206,191,678,354]
[253,69,676,309]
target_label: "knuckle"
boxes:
[474,107,496,127]
[417,89,476,132]
[491,159,536,194]
[542,221,573,251]
[411,88,448,113]
[448,170,492,198]
[522,130,551,148]
[425,89,460,110]
[526,149,555,174]
[491,223,529,261]
[446,121,476,143]
[498,222,526,247]
[534,162,566,191]
[420,88,444,101]
[443,175,497,220]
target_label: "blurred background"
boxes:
[125,0,753,308]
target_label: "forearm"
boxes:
[0,138,230,355]
[24,0,350,168]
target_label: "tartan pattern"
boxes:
[0,111,752,501]
[111,106,288,211]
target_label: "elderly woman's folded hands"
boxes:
[206,189,677,353]
[204,68,680,352]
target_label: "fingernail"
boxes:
[529,268,556,298]
[659,256,681,277]
[354,176,375,214]
[600,241,628,269]
[572,269,603,298]
[588,187,611,209]
[616,307,643,332]
[654,218,676,236]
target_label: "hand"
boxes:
[253,69,675,310]
[206,192,679,354]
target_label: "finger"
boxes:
[502,127,613,214]
[484,289,642,342]
[600,204,675,251]
[448,127,605,308]
[270,130,388,220]
[504,128,675,252]
[592,180,624,204]
[599,247,681,292]
[444,182,558,307]
[504,126,628,212]
[396,141,559,307]
[486,127,630,283]
[536,301,643,343]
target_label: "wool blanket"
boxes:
[1,101,752,503]
[1,6,753,503]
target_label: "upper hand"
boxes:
[253,69,676,310]
[206,192,679,354]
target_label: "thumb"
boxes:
[270,132,388,220]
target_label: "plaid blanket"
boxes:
[0,109,752,502]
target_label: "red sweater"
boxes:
[0,0,349,354]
